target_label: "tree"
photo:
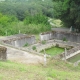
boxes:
[0,13,17,27]
[0,0,54,21]
[53,1,63,18]
[53,0,80,32]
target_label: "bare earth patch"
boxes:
[0,44,44,64]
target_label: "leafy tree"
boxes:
[0,13,18,35]
[53,0,80,32]
[53,1,63,18]
[24,14,51,34]
[0,13,17,27]
[0,0,54,20]
[24,14,49,25]
[0,0,53,35]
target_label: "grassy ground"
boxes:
[68,53,80,63]
[41,47,64,56]
[0,60,80,80]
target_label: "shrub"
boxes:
[23,14,51,34]
[41,40,46,45]
[62,37,67,41]
[23,43,29,47]
[32,46,36,50]
[24,14,49,25]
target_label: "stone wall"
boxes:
[40,32,53,41]
[0,46,7,61]
[1,34,36,47]
[53,31,80,43]
[28,39,72,53]
[40,31,80,43]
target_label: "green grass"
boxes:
[41,47,64,56]
[68,53,80,63]
[0,60,80,80]
[35,34,40,41]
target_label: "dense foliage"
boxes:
[0,13,18,35]
[53,0,80,32]
[24,14,48,25]
[0,13,51,35]
[0,0,54,21]
[24,14,51,34]
[0,0,53,35]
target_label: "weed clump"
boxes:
[32,46,36,50]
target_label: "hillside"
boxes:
[0,59,80,80]
[0,0,53,35]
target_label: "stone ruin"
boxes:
[0,34,35,47]
[40,31,80,43]
[0,46,7,61]
[39,31,80,63]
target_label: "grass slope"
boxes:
[68,53,80,63]
[0,60,80,80]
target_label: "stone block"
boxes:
[0,46,7,61]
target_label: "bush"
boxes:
[23,43,29,47]
[41,40,46,45]
[24,14,49,25]
[23,14,51,34]
[32,46,36,50]
[62,37,67,41]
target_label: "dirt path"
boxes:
[0,44,44,64]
